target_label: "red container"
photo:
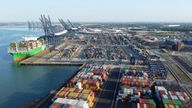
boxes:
[148,104,155,108]
[50,103,62,108]
[63,87,70,92]
[135,82,139,86]
[160,91,166,95]
[139,98,150,104]
[130,82,134,86]
[74,88,82,93]
[139,103,145,108]
[122,80,127,85]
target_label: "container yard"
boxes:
[2,0,192,107]
[28,64,191,108]
[19,31,145,65]
[5,17,192,108]
[154,85,191,108]
[38,64,111,108]
[9,29,191,108]
[147,61,168,79]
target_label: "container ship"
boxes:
[8,36,46,61]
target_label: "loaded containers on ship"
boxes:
[28,39,44,49]
[9,39,44,52]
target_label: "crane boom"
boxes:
[67,19,74,28]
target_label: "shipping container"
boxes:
[137,103,156,108]
[51,98,89,108]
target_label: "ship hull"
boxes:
[11,45,46,62]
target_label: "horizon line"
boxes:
[1,21,192,24]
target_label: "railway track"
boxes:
[172,56,192,73]
[155,52,192,99]
[165,63,192,99]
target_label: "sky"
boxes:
[0,0,192,22]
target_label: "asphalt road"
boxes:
[94,67,120,108]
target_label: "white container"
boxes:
[176,92,181,96]
[68,99,79,108]
[168,91,172,96]
[178,96,185,101]
[76,100,89,108]
[54,98,80,108]
[171,95,178,100]
[103,66,107,70]
[137,103,140,108]
[54,98,66,104]
[162,94,168,99]
[183,92,190,100]
[93,75,102,81]
[76,82,82,89]
[144,104,147,108]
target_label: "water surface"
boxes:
[0,27,79,108]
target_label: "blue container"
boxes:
[156,91,161,101]
[156,81,160,86]
[169,81,174,86]
[62,104,67,108]
[162,81,167,85]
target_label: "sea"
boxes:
[0,26,79,108]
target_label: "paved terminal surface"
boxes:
[94,67,136,108]
[94,67,121,108]
[115,101,137,108]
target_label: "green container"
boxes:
[82,68,88,72]
[163,99,170,104]
[149,99,156,106]
[173,100,184,108]
[124,69,129,72]
[123,66,129,71]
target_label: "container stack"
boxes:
[67,77,101,92]
[118,66,152,101]
[148,61,168,79]
[67,64,109,92]
[121,76,150,88]
[50,87,95,108]
[123,66,147,77]
[155,80,178,87]
[155,86,190,108]
[50,98,89,108]
[137,98,156,108]
[49,64,110,108]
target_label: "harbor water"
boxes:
[0,27,79,108]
